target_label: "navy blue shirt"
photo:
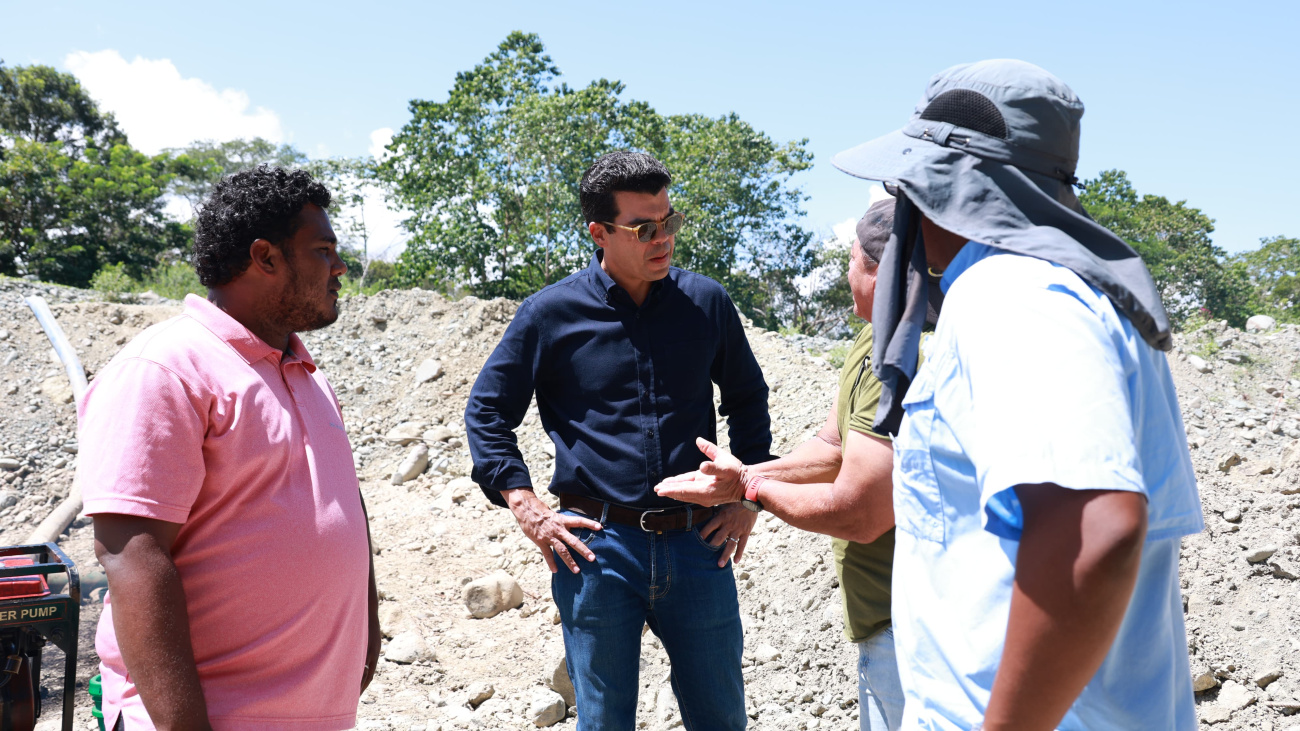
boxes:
[466,251,773,509]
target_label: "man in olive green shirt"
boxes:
[657,199,935,730]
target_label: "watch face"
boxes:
[741,499,762,513]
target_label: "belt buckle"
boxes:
[638,508,665,532]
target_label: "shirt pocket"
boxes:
[893,360,946,544]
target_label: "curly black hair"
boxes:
[193,165,331,287]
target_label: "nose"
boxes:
[331,250,347,278]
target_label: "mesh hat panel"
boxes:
[919,89,1009,139]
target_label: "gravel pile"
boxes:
[2,278,1297,730]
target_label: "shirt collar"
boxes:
[588,249,669,307]
[939,241,997,294]
[183,294,318,372]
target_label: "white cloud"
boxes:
[828,184,895,250]
[64,50,283,155]
[369,128,394,161]
[357,185,409,261]
[831,217,858,250]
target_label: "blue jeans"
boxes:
[858,626,904,731]
[552,509,746,731]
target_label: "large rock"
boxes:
[385,422,426,445]
[1193,671,1220,692]
[1246,314,1277,333]
[1246,544,1278,564]
[384,630,432,664]
[391,443,430,485]
[1187,354,1213,374]
[1218,452,1242,473]
[465,681,495,708]
[415,358,445,385]
[463,571,523,619]
[424,425,457,443]
[40,376,73,404]
[1218,680,1256,710]
[527,689,567,727]
[545,655,576,707]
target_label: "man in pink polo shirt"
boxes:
[77,165,380,730]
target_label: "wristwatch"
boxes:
[741,475,768,513]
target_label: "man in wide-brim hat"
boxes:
[831,60,1203,730]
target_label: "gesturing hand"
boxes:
[653,437,748,506]
[503,488,602,574]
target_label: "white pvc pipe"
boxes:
[24,296,88,403]
[22,296,87,544]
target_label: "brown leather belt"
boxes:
[559,494,715,532]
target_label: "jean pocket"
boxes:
[559,509,598,545]
[691,526,724,552]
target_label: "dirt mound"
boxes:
[2,277,1298,730]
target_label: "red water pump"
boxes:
[0,544,79,731]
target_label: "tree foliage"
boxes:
[166,137,307,215]
[1236,235,1300,323]
[381,32,817,325]
[0,61,186,287]
[1080,169,1253,328]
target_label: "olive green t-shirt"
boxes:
[832,323,896,643]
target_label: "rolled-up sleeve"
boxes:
[466,300,542,507]
[710,294,774,466]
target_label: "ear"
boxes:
[247,238,281,277]
[588,221,610,249]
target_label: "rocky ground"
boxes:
[1,275,1298,730]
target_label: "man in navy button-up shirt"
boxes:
[466,151,771,730]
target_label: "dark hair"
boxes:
[579,151,672,227]
[192,165,331,287]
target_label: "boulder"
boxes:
[1246,315,1277,333]
[415,358,445,385]
[545,655,576,707]
[391,444,430,485]
[385,422,426,445]
[463,571,523,619]
[384,630,432,664]
[1187,354,1213,373]
[1246,545,1278,564]
[1218,680,1256,710]
[1193,671,1220,692]
[465,681,495,708]
[528,689,567,727]
[423,425,457,443]
[1218,452,1242,473]
[40,376,73,404]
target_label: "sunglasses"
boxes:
[600,212,686,243]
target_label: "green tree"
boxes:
[0,61,185,286]
[166,137,308,214]
[655,112,814,329]
[382,32,642,298]
[1236,235,1300,323]
[308,156,373,282]
[381,32,817,326]
[1080,169,1252,328]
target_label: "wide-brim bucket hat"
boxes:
[832,59,1171,434]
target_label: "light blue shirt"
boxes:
[891,242,1203,730]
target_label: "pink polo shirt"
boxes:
[78,295,369,730]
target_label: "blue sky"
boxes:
[4,0,1297,255]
